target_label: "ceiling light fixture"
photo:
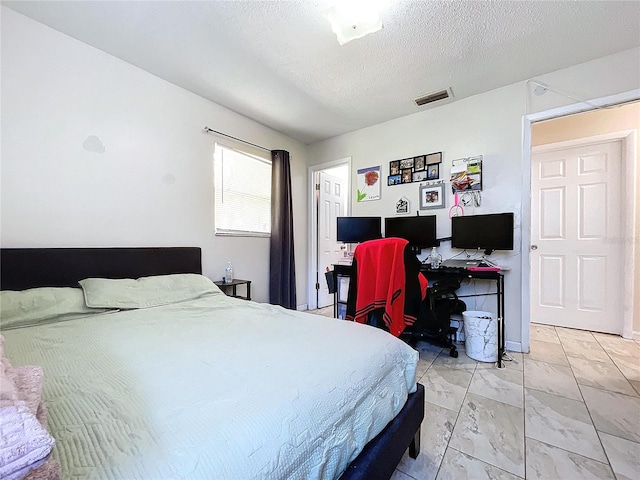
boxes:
[325,1,383,45]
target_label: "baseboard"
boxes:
[633,331,640,341]
[505,341,522,353]
[297,304,308,311]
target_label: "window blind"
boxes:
[214,144,272,237]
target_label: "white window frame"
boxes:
[214,142,272,237]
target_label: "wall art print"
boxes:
[388,152,442,186]
[396,196,410,214]
[356,165,381,202]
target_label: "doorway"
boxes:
[308,158,351,310]
[522,96,639,351]
[531,136,624,333]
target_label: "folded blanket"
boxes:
[0,400,56,480]
[0,335,56,480]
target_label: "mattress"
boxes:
[3,294,418,480]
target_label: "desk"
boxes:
[332,264,507,368]
[421,267,506,368]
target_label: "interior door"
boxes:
[531,139,623,333]
[317,171,346,308]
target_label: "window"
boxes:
[214,143,271,237]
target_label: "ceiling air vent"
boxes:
[414,88,453,107]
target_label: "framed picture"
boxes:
[389,160,400,175]
[401,168,413,183]
[420,184,445,210]
[388,174,401,186]
[400,158,414,169]
[426,152,442,165]
[427,164,439,180]
[413,156,425,171]
[412,170,427,182]
[356,166,381,202]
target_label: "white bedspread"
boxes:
[3,294,418,480]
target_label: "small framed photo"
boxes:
[400,158,414,169]
[413,156,425,171]
[426,152,442,165]
[420,184,445,210]
[427,164,439,179]
[389,160,400,175]
[401,168,413,183]
[412,170,427,182]
[388,174,401,186]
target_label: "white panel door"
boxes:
[317,171,346,308]
[531,139,623,333]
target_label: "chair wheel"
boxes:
[450,348,458,358]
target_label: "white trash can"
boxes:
[463,311,498,362]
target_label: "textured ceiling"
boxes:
[4,1,640,144]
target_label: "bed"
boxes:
[0,247,424,480]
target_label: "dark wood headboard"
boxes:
[0,247,202,290]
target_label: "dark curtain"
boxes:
[269,150,297,309]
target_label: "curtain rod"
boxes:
[202,126,271,152]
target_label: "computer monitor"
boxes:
[451,212,514,255]
[384,215,438,251]
[336,216,382,243]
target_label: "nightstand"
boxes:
[214,279,251,300]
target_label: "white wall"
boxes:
[307,47,640,351]
[0,7,309,304]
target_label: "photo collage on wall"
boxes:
[388,152,442,186]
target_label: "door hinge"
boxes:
[315,183,320,190]
[315,282,320,290]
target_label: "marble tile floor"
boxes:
[307,309,640,479]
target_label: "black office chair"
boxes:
[345,238,426,337]
[404,278,464,358]
[344,238,460,357]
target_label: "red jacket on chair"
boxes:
[345,238,428,337]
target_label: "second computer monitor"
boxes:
[385,215,438,249]
[451,212,514,255]
[336,216,382,243]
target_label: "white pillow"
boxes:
[0,287,112,330]
[79,273,222,309]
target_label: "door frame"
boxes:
[521,89,639,351]
[307,157,351,311]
